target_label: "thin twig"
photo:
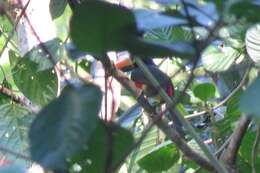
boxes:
[215,135,232,158]
[0,85,39,113]
[0,0,31,58]
[185,64,251,120]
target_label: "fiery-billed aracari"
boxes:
[115,57,183,132]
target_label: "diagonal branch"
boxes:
[0,85,39,113]
[102,58,215,171]
[221,115,251,172]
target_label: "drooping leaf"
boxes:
[54,5,72,41]
[240,76,260,119]
[69,121,134,173]
[0,104,32,165]
[29,84,102,170]
[201,45,240,72]
[239,131,260,170]
[193,83,216,102]
[25,38,65,71]
[49,0,67,19]
[70,0,138,57]
[137,141,179,173]
[9,51,58,106]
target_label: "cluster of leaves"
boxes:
[0,0,259,173]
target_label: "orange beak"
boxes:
[115,58,134,70]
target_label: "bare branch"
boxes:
[0,85,39,113]
[221,115,251,172]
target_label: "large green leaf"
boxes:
[9,51,58,106]
[29,84,102,170]
[193,83,216,102]
[69,121,134,173]
[240,76,260,119]
[201,45,240,72]
[239,131,260,171]
[137,141,179,173]
[0,104,32,165]
[70,0,138,56]
[49,0,67,19]
[25,38,65,71]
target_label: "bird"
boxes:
[115,57,173,100]
[115,57,183,133]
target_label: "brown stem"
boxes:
[0,85,38,112]
[221,115,251,172]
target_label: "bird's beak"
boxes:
[115,58,133,69]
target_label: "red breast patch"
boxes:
[135,82,143,89]
[167,85,174,97]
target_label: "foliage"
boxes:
[0,0,259,173]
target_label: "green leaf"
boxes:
[29,84,102,170]
[49,0,67,19]
[137,141,179,173]
[127,125,159,173]
[145,26,193,43]
[9,51,58,106]
[239,131,260,171]
[216,91,241,136]
[69,121,134,173]
[240,76,260,119]
[25,38,65,71]
[193,83,216,102]
[201,45,240,72]
[229,2,260,22]
[226,91,241,117]
[0,104,32,165]
[70,0,138,57]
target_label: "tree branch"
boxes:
[221,115,251,172]
[103,59,215,171]
[0,85,39,113]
